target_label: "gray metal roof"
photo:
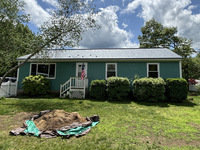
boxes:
[17,48,182,61]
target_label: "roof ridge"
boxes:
[48,48,167,51]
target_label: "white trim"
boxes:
[105,63,117,79]
[147,63,160,77]
[19,58,182,63]
[179,61,182,78]
[76,62,88,77]
[29,63,56,79]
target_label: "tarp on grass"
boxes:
[10,110,100,138]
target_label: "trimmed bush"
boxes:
[133,77,166,102]
[90,80,106,100]
[165,78,188,102]
[22,75,50,96]
[107,77,130,101]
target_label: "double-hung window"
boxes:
[147,63,159,78]
[106,63,117,79]
[30,63,56,79]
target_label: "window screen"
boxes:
[107,64,116,78]
[148,64,158,78]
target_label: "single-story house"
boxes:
[17,48,182,98]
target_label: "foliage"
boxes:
[22,75,50,96]
[138,19,197,80]
[0,0,98,86]
[1,97,200,149]
[138,18,177,48]
[133,77,166,102]
[90,80,107,100]
[107,77,130,101]
[0,21,37,77]
[165,78,188,102]
[172,37,195,58]
[182,58,200,80]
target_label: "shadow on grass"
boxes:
[87,98,132,104]
[12,98,81,112]
[133,100,197,107]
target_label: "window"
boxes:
[106,63,117,79]
[147,63,159,78]
[30,63,56,78]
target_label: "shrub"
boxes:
[90,80,106,100]
[22,75,50,96]
[165,78,188,102]
[107,77,130,101]
[132,77,166,102]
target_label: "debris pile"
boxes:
[34,110,87,131]
[10,110,99,138]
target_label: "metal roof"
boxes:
[17,48,182,61]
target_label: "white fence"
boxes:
[0,81,17,97]
[189,80,200,92]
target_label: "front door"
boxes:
[76,63,87,78]
[75,63,87,87]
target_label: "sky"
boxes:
[22,0,200,50]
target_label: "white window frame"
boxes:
[76,62,88,77]
[147,63,160,78]
[179,61,182,78]
[105,63,117,79]
[29,63,56,79]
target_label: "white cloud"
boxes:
[122,23,128,28]
[79,6,139,48]
[42,0,58,6]
[23,0,51,27]
[122,0,200,49]
[122,0,127,6]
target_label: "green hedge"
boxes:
[133,77,166,102]
[90,80,106,100]
[107,77,130,101]
[22,75,50,96]
[165,78,188,102]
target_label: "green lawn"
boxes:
[0,96,200,150]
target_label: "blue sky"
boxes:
[23,0,200,50]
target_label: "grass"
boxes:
[0,96,200,150]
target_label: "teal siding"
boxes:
[18,62,76,91]
[18,62,30,90]
[117,62,147,80]
[51,62,76,91]
[160,61,180,78]
[87,62,105,87]
[18,61,181,92]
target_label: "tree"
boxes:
[138,19,196,80]
[0,0,98,86]
[138,19,177,49]
[0,21,37,77]
[182,58,200,80]
[197,49,200,58]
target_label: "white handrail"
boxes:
[60,77,88,98]
[60,79,71,97]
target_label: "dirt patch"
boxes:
[34,110,87,131]
[0,112,35,130]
